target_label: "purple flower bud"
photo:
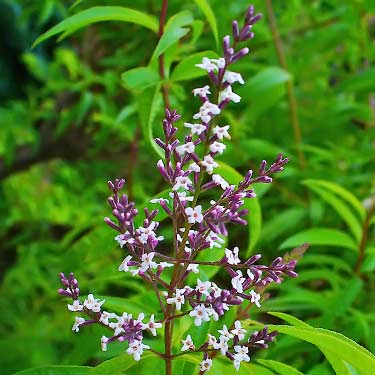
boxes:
[231,47,249,63]
[232,20,239,40]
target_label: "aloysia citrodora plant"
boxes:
[58,5,303,374]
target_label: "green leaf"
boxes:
[135,84,164,158]
[240,67,291,119]
[337,67,375,93]
[121,67,160,91]
[303,179,365,221]
[303,182,362,243]
[257,359,304,375]
[151,11,193,63]
[266,325,375,375]
[13,366,92,375]
[261,207,306,244]
[267,312,311,328]
[280,228,358,251]
[171,51,219,81]
[32,6,158,47]
[216,162,262,254]
[87,352,155,375]
[193,0,219,47]
[361,246,375,272]
[245,67,291,94]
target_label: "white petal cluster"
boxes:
[223,71,244,85]
[184,122,206,135]
[192,85,211,97]
[175,141,195,156]
[193,102,221,123]
[173,175,192,191]
[181,334,195,351]
[185,205,203,224]
[212,174,230,190]
[225,247,241,265]
[195,57,225,72]
[166,289,185,311]
[126,340,150,361]
[83,294,105,312]
[231,271,245,293]
[220,86,241,103]
[201,155,218,174]
[213,125,230,140]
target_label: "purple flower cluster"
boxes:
[58,5,306,373]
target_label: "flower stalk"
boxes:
[58,5,305,374]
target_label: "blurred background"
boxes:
[0,0,374,374]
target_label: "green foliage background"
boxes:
[0,0,374,374]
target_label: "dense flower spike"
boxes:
[58,4,306,373]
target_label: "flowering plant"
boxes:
[58,5,303,374]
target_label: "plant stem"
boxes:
[265,0,306,170]
[158,0,170,108]
[355,195,375,274]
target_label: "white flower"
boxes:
[193,102,221,123]
[220,86,241,103]
[249,290,261,308]
[213,335,229,355]
[187,263,199,274]
[142,314,162,336]
[233,346,250,371]
[210,141,226,155]
[195,57,225,72]
[195,57,217,72]
[184,122,206,135]
[206,231,225,248]
[247,269,255,281]
[218,324,234,340]
[109,315,127,335]
[225,247,240,265]
[207,307,219,321]
[223,71,244,85]
[67,300,83,312]
[201,155,218,174]
[231,320,247,341]
[159,261,173,269]
[72,317,85,332]
[212,174,230,190]
[212,58,226,69]
[210,282,222,298]
[101,336,108,351]
[175,142,195,156]
[126,339,150,361]
[193,85,211,97]
[231,270,245,293]
[185,205,203,224]
[213,125,230,140]
[188,162,200,173]
[166,289,185,311]
[170,191,194,202]
[181,334,195,351]
[118,255,133,272]
[115,232,134,248]
[84,294,105,312]
[140,252,157,272]
[196,279,211,295]
[173,175,192,191]
[207,334,217,346]
[150,197,169,204]
[99,311,117,325]
[138,222,163,244]
[190,304,210,326]
[200,358,213,372]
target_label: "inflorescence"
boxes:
[58,5,302,373]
